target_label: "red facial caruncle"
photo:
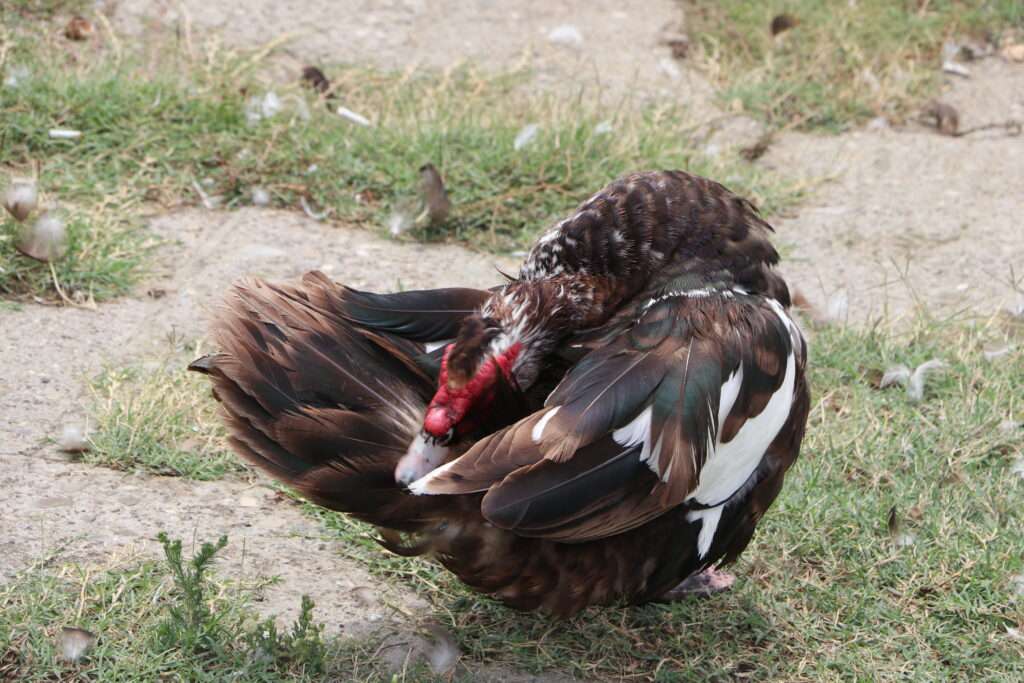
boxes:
[423,342,522,440]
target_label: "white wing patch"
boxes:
[686,505,724,559]
[688,358,795,507]
[531,406,561,443]
[717,366,744,430]
[678,299,801,507]
[612,405,666,479]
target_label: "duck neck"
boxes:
[482,277,604,389]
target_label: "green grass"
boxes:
[0,533,345,681]
[0,209,148,303]
[85,358,248,480]
[1,15,800,301]
[1,0,86,18]
[685,0,1024,131]
[314,318,1024,681]
[82,315,1024,680]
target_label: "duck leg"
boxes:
[659,567,736,601]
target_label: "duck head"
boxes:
[394,291,555,486]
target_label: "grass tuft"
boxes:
[0,534,336,681]
[2,19,800,301]
[86,359,246,479]
[686,0,1024,131]
[0,210,148,303]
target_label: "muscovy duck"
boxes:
[190,170,809,616]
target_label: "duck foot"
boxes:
[659,567,736,601]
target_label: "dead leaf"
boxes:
[664,36,690,60]
[770,14,798,36]
[924,100,959,136]
[301,66,332,96]
[64,16,94,41]
[418,163,450,226]
[887,505,900,535]
[740,133,773,161]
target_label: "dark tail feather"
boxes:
[190,273,453,531]
[324,275,491,342]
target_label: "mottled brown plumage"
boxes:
[192,170,810,616]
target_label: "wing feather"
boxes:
[412,293,803,541]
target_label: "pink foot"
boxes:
[660,567,736,600]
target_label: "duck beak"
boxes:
[394,431,451,487]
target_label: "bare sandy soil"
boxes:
[770,59,1024,323]
[2,0,1022,678]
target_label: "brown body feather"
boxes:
[192,171,810,616]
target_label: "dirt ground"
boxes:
[108,0,1024,320]
[2,1,1023,678]
[768,58,1024,323]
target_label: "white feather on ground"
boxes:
[547,25,583,48]
[422,624,461,675]
[58,627,96,662]
[983,345,1016,361]
[57,423,90,453]
[16,211,66,262]
[3,178,38,222]
[826,290,849,323]
[514,123,540,150]
[1011,457,1024,480]
[337,106,372,126]
[906,360,945,402]
[879,360,945,402]
[251,187,271,207]
[880,365,912,389]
